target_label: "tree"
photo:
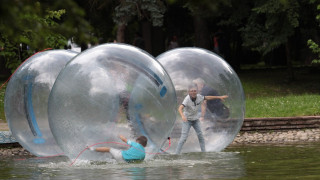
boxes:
[307,0,320,65]
[86,0,166,53]
[113,0,166,44]
[216,0,254,69]
[240,0,300,79]
[182,0,231,49]
[0,0,93,72]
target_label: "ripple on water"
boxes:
[2,151,246,179]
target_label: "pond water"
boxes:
[0,142,319,179]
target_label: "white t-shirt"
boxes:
[181,94,205,120]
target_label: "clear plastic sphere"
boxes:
[48,43,177,161]
[156,47,245,153]
[4,50,78,156]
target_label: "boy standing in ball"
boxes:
[175,83,228,154]
[93,135,147,163]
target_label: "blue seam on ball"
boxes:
[24,79,45,144]
[160,86,167,97]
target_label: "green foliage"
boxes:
[183,0,231,17]
[240,0,300,55]
[0,38,33,73]
[113,0,166,26]
[240,68,320,117]
[0,5,67,71]
[246,94,320,117]
[0,2,67,49]
[317,4,320,20]
[46,9,66,22]
[218,1,251,27]
[0,1,93,72]
[307,1,320,65]
[307,39,320,64]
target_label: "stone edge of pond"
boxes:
[231,128,320,145]
[1,116,320,157]
[1,128,320,157]
[0,143,34,157]
[241,116,320,131]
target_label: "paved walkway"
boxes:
[0,121,16,143]
[0,121,9,131]
[0,119,17,144]
[0,120,16,143]
[0,131,16,143]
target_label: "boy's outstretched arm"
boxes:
[119,135,128,143]
[200,101,207,121]
[205,95,228,101]
[95,147,110,152]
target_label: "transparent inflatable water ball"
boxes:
[48,43,177,161]
[4,50,78,156]
[157,47,245,153]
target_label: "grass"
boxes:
[245,94,320,117]
[239,67,320,117]
[0,67,319,121]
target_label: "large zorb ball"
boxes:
[48,43,177,161]
[157,47,245,153]
[4,50,78,156]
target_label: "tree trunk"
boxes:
[193,15,210,49]
[142,21,152,53]
[152,26,165,56]
[116,24,126,43]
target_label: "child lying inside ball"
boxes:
[92,135,147,163]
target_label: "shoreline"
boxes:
[231,128,320,144]
[1,117,319,157]
[1,128,319,157]
[0,146,34,156]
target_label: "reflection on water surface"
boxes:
[0,142,319,179]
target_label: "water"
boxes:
[0,142,319,179]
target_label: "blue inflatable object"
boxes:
[4,50,78,156]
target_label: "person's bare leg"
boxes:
[95,147,110,152]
